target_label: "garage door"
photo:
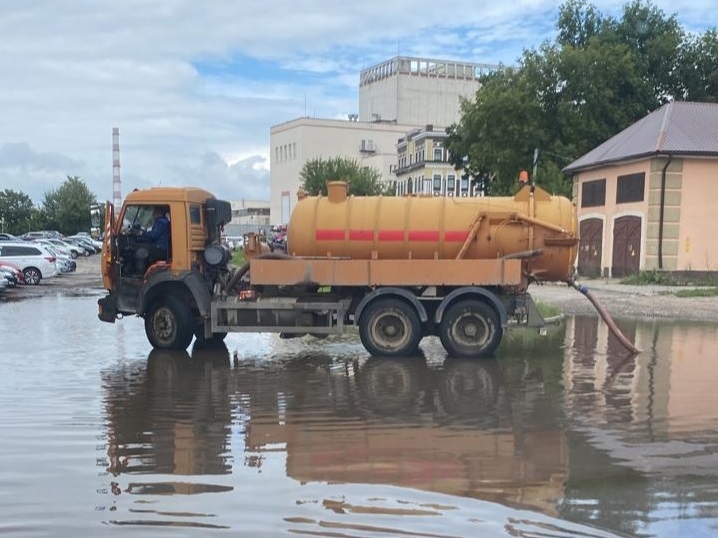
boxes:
[612,216,641,278]
[578,218,603,277]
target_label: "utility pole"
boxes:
[112,128,121,208]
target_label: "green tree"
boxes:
[0,189,41,235]
[299,157,388,196]
[677,29,718,102]
[446,0,714,198]
[42,176,97,235]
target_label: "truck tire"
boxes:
[359,298,421,357]
[144,296,194,350]
[439,299,502,358]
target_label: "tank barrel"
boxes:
[287,184,579,283]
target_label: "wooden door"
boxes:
[612,216,641,277]
[578,219,603,277]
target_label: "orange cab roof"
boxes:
[123,187,216,205]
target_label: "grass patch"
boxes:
[231,248,247,266]
[535,300,561,318]
[621,270,718,286]
[621,270,678,286]
[674,287,718,298]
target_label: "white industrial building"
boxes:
[269,55,500,224]
[359,56,496,126]
[270,118,416,224]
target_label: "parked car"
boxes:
[65,236,98,254]
[21,231,57,241]
[0,233,21,241]
[0,261,24,285]
[49,238,89,258]
[225,236,245,250]
[0,242,57,285]
[0,266,18,287]
[0,277,7,293]
[34,239,76,259]
[43,247,76,273]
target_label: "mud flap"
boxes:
[98,295,117,323]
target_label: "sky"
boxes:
[0,0,714,205]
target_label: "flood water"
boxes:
[1,294,717,537]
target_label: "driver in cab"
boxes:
[130,206,170,272]
[139,206,170,255]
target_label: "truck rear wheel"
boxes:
[359,298,421,357]
[439,300,502,358]
[145,296,194,350]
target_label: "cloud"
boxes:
[0,0,714,210]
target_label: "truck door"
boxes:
[101,201,116,290]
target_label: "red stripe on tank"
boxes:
[408,230,440,241]
[315,229,345,241]
[378,230,404,242]
[348,229,374,241]
[444,230,469,242]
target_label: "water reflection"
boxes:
[97,315,718,536]
[562,316,718,537]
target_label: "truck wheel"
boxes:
[439,300,502,358]
[359,298,421,357]
[145,296,194,350]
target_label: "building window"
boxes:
[434,147,442,161]
[275,147,279,163]
[292,142,296,160]
[433,174,442,194]
[581,179,606,208]
[616,172,645,204]
[447,174,456,195]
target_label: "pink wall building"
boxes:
[564,101,718,277]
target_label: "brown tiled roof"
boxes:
[564,101,718,173]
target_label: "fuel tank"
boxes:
[287,182,578,282]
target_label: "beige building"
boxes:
[359,56,497,127]
[564,101,718,277]
[229,199,270,226]
[270,55,500,224]
[395,125,476,197]
[270,118,417,224]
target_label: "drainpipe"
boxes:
[658,153,673,270]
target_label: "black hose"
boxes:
[566,277,640,354]
[226,252,296,293]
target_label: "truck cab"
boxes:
[99,188,232,349]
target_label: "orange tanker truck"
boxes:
[98,181,579,357]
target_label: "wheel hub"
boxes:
[153,307,176,341]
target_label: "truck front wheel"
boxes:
[439,300,502,358]
[145,296,194,350]
[359,298,421,357]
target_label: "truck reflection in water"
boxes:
[102,344,234,497]
[102,339,569,515]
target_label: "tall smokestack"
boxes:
[112,127,121,207]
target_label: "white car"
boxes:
[34,239,74,259]
[0,242,58,285]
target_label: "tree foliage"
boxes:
[41,176,97,235]
[299,157,388,196]
[446,0,718,197]
[0,189,42,235]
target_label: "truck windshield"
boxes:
[122,205,155,232]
